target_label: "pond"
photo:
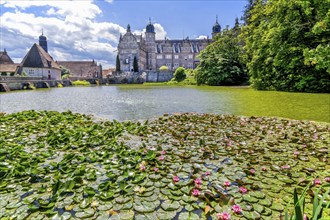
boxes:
[0,85,329,122]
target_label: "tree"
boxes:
[133,56,138,72]
[174,67,186,82]
[159,65,168,71]
[60,65,70,77]
[116,54,121,72]
[195,24,247,86]
[242,0,330,92]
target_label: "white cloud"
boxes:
[132,23,167,41]
[1,0,101,19]
[0,0,167,68]
[154,23,167,40]
[196,35,208,40]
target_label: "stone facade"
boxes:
[117,18,221,72]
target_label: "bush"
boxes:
[174,67,186,82]
[10,72,15,76]
[72,80,91,86]
[159,66,168,71]
[62,74,70,79]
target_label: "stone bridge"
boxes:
[0,76,72,92]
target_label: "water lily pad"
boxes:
[178,212,200,220]
[243,195,259,203]
[75,208,95,218]
[133,200,159,213]
[156,210,177,220]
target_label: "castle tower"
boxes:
[145,18,156,71]
[212,15,221,38]
[39,30,48,52]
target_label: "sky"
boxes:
[0,0,247,68]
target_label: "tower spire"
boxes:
[149,17,151,24]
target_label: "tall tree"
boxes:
[116,54,121,72]
[133,56,139,72]
[195,24,247,86]
[242,0,330,92]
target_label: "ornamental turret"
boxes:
[39,30,48,52]
[212,15,221,38]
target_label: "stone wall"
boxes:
[146,71,173,82]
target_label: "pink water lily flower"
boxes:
[281,165,290,169]
[232,205,242,214]
[239,186,247,194]
[261,166,267,171]
[192,189,200,196]
[194,178,202,185]
[205,171,211,176]
[224,181,231,187]
[158,155,165,161]
[173,176,180,182]
[249,169,255,174]
[154,167,159,172]
[324,177,330,182]
[139,165,146,171]
[314,178,321,185]
[161,150,166,155]
[216,212,231,220]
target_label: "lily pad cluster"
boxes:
[0,110,329,219]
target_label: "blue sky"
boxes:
[0,0,246,68]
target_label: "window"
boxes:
[165,54,172,59]
[174,55,179,59]
[188,54,193,59]
[188,63,193,69]
[28,69,35,75]
[174,63,179,67]
[157,55,163,59]
[166,63,171,68]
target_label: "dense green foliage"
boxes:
[0,111,329,219]
[60,65,70,77]
[242,0,330,92]
[174,67,187,82]
[285,184,330,220]
[196,0,329,92]
[195,22,248,86]
[116,54,121,72]
[159,65,169,71]
[133,56,139,72]
[61,74,70,79]
[72,80,91,86]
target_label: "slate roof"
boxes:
[20,43,60,69]
[0,51,14,64]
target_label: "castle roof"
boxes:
[20,43,60,69]
[212,16,221,33]
[0,50,14,64]
[146,19,155,33]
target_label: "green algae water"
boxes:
[0,85,329,122]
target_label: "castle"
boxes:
[117,18,221,72]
